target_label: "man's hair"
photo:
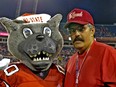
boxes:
[87,23,94,29]
[87,23,95,37]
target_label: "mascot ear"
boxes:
[0,17,18,33]
[47,14,62,28]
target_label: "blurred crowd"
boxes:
[95,26,116,37]
[56,46,76,68]
[0,43,20,62]
[0,43,11,56]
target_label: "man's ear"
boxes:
[90,26,95,37]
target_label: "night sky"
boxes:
[0,0,116,24]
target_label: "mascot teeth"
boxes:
[33,58,37,61]
[49,54,52,57]
[38,52,41,55]
[33,57,50,61]
[38,58,42,61]
[34,55,37,57]
[29,51,51,61]
[43,51,45,54]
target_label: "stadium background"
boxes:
[0,0,116,67]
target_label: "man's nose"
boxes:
[74,30,80,36]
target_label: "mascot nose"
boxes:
[36,35,44,41]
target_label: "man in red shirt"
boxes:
[64,8,116,87]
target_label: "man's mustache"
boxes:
[73,37,84,43]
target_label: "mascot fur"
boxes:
[0,14,64,87]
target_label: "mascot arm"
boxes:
[0,58,10,70]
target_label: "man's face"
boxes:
[68,23,95,53]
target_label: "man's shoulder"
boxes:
[68,52,77,61]
[92,41,116,56]
[65,53,77,70]
[95,41,115,51]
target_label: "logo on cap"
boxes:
[69,11,83,19]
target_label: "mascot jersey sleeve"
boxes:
[0,63,64,87]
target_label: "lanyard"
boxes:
[75,48,90,86]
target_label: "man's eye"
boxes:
[70,29,75,33]
[69,27,84,33]
[68,28,74,33]
[78,27,84,32]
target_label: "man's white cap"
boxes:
[16,14,51,24]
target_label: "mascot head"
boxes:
[0,14,64,71]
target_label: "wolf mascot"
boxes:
[0,14,64,87]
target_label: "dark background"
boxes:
[0,0,116,24]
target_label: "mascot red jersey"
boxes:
[0,14,64,87]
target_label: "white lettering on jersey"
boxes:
[3,81,10,87]
[4,65,19,76]
[56,65,65,75]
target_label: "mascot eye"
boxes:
[23,28,33,38]
[43,27,51,37]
